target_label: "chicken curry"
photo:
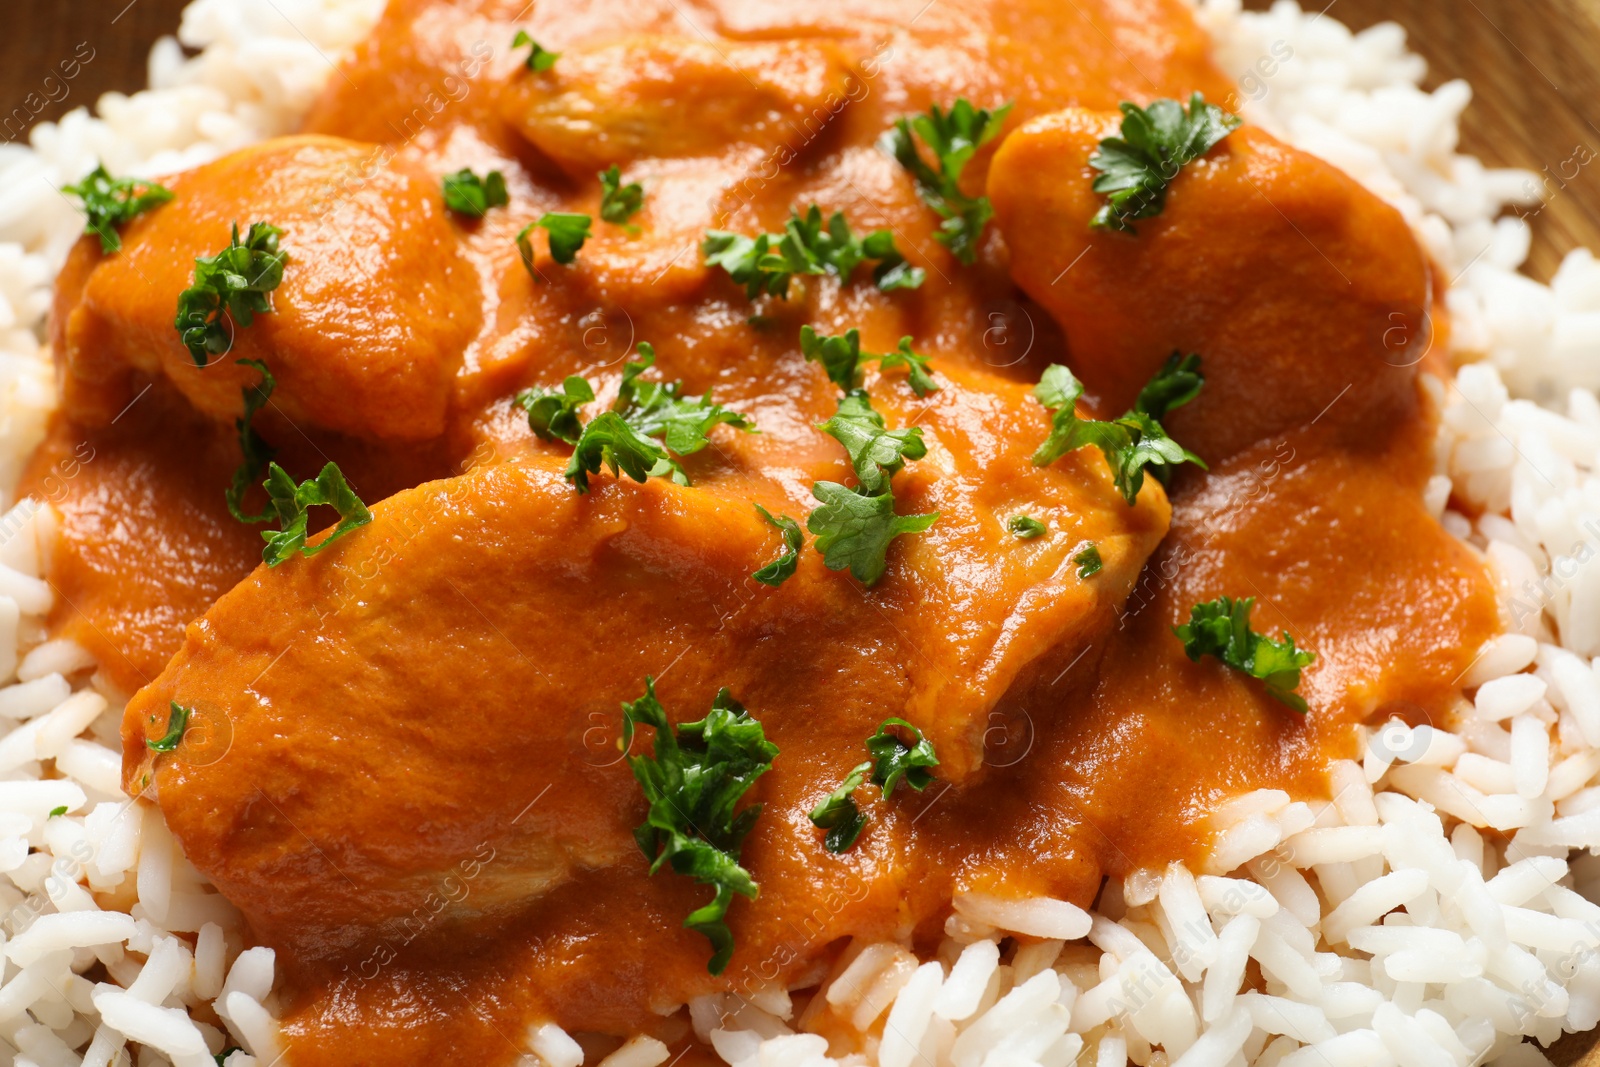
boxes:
[24,0,1498,1063]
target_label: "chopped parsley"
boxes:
[808,481,937,587]
[819,391,928,495]
[1174,596,1315,713]
[810,718,939,854]
[513,30,559,72]
[881,99,1012,264]
[621,678,777,975]
[808,761,871,853]
[703,205,924,300]
[62,163,173,254]
[517,213,593,274]
[47,806,67,818]
[515,375,593,445]
[799,326,938,398]
[752,505,803,588]
[1136,352,1205,420]
[258,461,373,567]
[1031,360,1205,504]
[1008,515,1046,540]
[441,168,508,218]
[174,222,287,367]
[1073,543,1103,578]
[557,344,754,492]
[226,359,276,524]
[866,717,940,797]
[1089,94,1240,233]
[599,165,644,230]
[146,701,192,753]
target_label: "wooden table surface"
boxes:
[2,0,1600,1062]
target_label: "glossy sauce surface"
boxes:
[24,0,1499,1063]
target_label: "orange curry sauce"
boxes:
[21,0,1497,1063]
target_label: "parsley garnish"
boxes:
[810,718,939,854]
[174,222,287,367]
[881,99,1012,264]
[1031,361,1205,504]
[1008,515,1046,540]
[258,462,373,567]
[62,164,173,254]
[799,326,938,398]
[563,344,754,492]
[517,213,593,274]
[819,391,927,495]
[512,30,559,71]
[1073,543,1103,578]
[514,375,593,445]
[1136,352,1205,419]
[146,701,192,753]
[1174,596,1315,712]
[599,165,644,231]
[441,168,508,219]
[808,481,937,586]
[866,717,940,797]
[703,205,924,300]
[621,678,777,975]
[1089,94,1240,233]
[805,383,936,586]
[808,761,871,853]
[216,1050,242,1067]
[47,806,67,818]
[753,506,803,587]
[226,359,277,523]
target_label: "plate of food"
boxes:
[0,0,1596,1065]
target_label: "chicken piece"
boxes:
[988,113,1432,462]
[122,366,1168,971]
[54,135,480,444]
[499,37,857,178]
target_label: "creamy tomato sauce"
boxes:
[21,0,1498,1064]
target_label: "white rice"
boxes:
[0,0,1597,1064]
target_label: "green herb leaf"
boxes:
[616,344,754,456]
[259,461,373,567]
[599,165,644,230]
[876,337,939,398]
[47,806,67,818]
[1008,515,1046,540]
[800,327,938,398]
[881,99,1012,264]
[819,391,928,496]
[621,678,777,974]
[566,412,680,493]
[517,212,593,274]
[441,168,509,219]
[866,717,939,798]
[512,30,559,72]
[1073,542,1102,578]
[1173,596,1315,712]
[146,701,192,753]
[515,375,594,445]
[807,480,937,586]
[808,760,871,853]
[1030,363,1205,504]
[551,345,754,493]
[216,1050,242,1067]
[753,505,803,588]
[62,163,173,254]
[703,205,924,300]
[1089,93,1240,233]
[174,222,287,367]
[1135,352,1205,420]
[226,359,277,524]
